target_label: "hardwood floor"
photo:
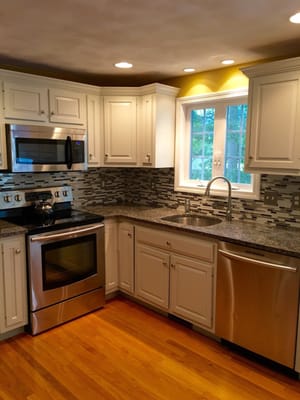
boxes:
[1,297,300,400]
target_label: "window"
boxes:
[175,89,260,199]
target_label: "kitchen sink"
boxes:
[161,214,222,227]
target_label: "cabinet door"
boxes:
[103,96,137,164]
[139,93,175,168]
[3,81,48,121]
[49,88,86,125]
[140,94,154,165]
[87,95,101,167]
[118,222,134,294]
[135,242,169,309]
[0,124,7,170]
[246,72,300,172]
[105,221,119,294]
[170,254,213,329]
[0,235,27,333]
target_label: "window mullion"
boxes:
[212,104,226,177]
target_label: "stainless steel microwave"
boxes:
[6,124,88,172]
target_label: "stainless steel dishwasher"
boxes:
[216,241,300,368]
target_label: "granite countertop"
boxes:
[0,220,27,238]
[84,204,300,258]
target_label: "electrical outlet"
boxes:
[292,192,300,210]
[264,190,278,206]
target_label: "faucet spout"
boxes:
[204,176,232,221]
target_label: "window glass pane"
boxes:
[190,108,214,180]
[224,104,251,184]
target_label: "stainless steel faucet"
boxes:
[204,176,232,221]
[184,198,191,214]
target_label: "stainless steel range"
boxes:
[0,186,105,335]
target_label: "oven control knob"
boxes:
[15,194,22,202]
[54,191,60,198]
[3,195,12,203]
[63,190,68,197]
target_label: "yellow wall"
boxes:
[162,63,253,97]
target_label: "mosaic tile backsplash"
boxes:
[1,168,300,228]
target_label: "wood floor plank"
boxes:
[1,297,300,399]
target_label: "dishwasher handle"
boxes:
[219,249,298,272]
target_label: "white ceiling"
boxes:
[1,0,300,86]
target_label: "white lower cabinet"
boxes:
[135,243,169,309]
[0,235,27,334]
[104,220,119,295]
[118,221,134,294]
[169,254,213,328]
[135,225,216,330]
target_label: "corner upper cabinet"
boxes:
[3,80,86,126]
[139,84,178,167]
[242,58,300,174]
[103,96,137,165]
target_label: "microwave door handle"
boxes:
[65,136,73,169]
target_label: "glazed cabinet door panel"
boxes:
[118,222,134,294]
[170,254,213,328]
[3,81,48,122]
[246,72,300,172]
[103,96,137,165]
[135,242,169,310]
[0,235,27,333]
[49,88,86,125]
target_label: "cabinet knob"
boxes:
[248,156,253,160]
[166,241,171,246]
[146,153,151,162]
[15,249,21,254]
[89,153,93,160]
[162,261,168,267]
[128,233,132,238]
[105,154,109,158]
[40,110,45,115]
[170,263,175,269]
[51,111,55,116]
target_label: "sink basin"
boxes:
[161,214,222,227]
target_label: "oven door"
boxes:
[27,223,105,311]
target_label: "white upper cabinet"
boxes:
[103,96,137,165]
[3,79,87,126]
[242,57,300,174]
[87,94,101,167]
[3,81,48,122]
[48,88,86,125]
[139,85,178,168]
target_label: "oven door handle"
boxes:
[30,223,104,242]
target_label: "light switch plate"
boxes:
[264,190,278,206]
[292,192,300,210]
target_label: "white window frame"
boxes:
[174,88,260,200]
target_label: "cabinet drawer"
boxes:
[135,226,215,263]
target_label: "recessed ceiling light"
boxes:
[114,61,133,69]
[183,68,196,73]
[221,59,235,65]
[290,12,300,23]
